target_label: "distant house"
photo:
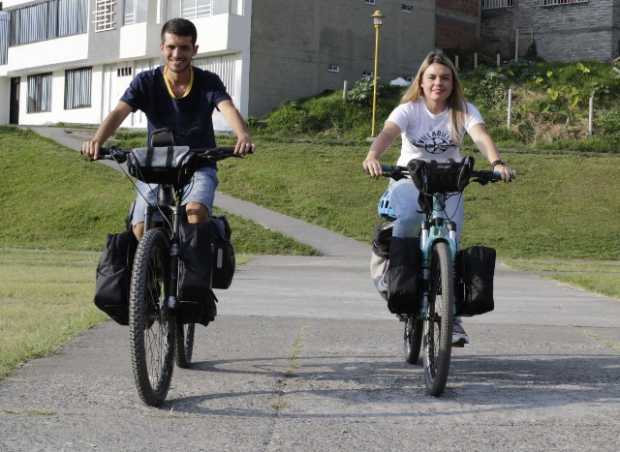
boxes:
[0,0,435,128]
[481,0,620,62]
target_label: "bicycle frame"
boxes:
[144,184,185,312]
[418,193,459,320]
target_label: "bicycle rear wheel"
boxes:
[129,229,175,407]
[422,241,454,396]
[175,322,196,368]
[403,316,423,365]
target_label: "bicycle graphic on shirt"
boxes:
[407,131,458,155]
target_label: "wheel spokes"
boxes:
[143,251,168,388]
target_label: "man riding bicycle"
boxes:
[81,17,255,241]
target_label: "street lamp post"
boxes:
[371,10,384,138]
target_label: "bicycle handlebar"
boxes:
[97,145,240,163]
[379,164,504,185]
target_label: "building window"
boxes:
[401,3,414,12]
[27,73,52,113]
[65,67,92,109]
[124,0,148,25]
[0,12,9,65]
[327,64,340,73]
[538,0,588,6]
[94,0,116,32]
[9,0,88,46]
[365,0,376,5]
[181,0,213,19]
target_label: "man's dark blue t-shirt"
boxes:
[120,66,231,164]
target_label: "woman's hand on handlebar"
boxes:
[494,163,515,182]
[81,139,102,161]
[363,156,383,177]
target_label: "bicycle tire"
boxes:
[422,241,454,396]
[175,322,196,368]
[403,316,423,365]
[129,229,175,407]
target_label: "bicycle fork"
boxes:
[418,218,458,321]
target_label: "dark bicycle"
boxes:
[380,158,503,396]
[99,144,239,406]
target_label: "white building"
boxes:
[0,0,252,130]
[0,0,435,130]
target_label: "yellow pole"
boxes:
[371,14,382,137]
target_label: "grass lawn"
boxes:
[505,259,620,300]
[0,249,103,379]
[0,127,315,255]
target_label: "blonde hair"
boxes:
[401,50,467,143]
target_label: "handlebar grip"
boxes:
[97,146,128,162]
[381,164,396,174]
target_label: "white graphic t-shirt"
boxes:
[386,99,484,167]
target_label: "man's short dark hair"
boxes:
[161,18,197,45]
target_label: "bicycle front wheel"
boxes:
[175,322,196,368]
[422,241,454,396]
[129,229,175,407]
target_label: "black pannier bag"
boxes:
[386,236,422,314]
[178,221,213,302]
[210,216,236,289]
[177,221,217,325]
[93,230,138,325]
[455,245,496,316]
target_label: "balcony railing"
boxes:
[482,0,514,10]
[538,0,589,6]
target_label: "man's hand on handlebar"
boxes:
[363,156,383,177]
[81,139,102,161]
[234,134,256,156]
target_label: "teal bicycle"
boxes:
[381,158,501,396]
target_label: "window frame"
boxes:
[180,0,214,19]
[94,0,116,32]
[64,67,92,110]
[27,72,53,113]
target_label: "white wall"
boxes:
[120,23,149,59]
[19,68,102,126]
[6,35,89,73]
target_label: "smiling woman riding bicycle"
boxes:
[363,50,513,346]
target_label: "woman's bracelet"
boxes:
[491,159,505,168]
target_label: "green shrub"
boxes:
[265,103,310,135]
[346,78,376,105]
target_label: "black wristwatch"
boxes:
[491,159,505,168]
